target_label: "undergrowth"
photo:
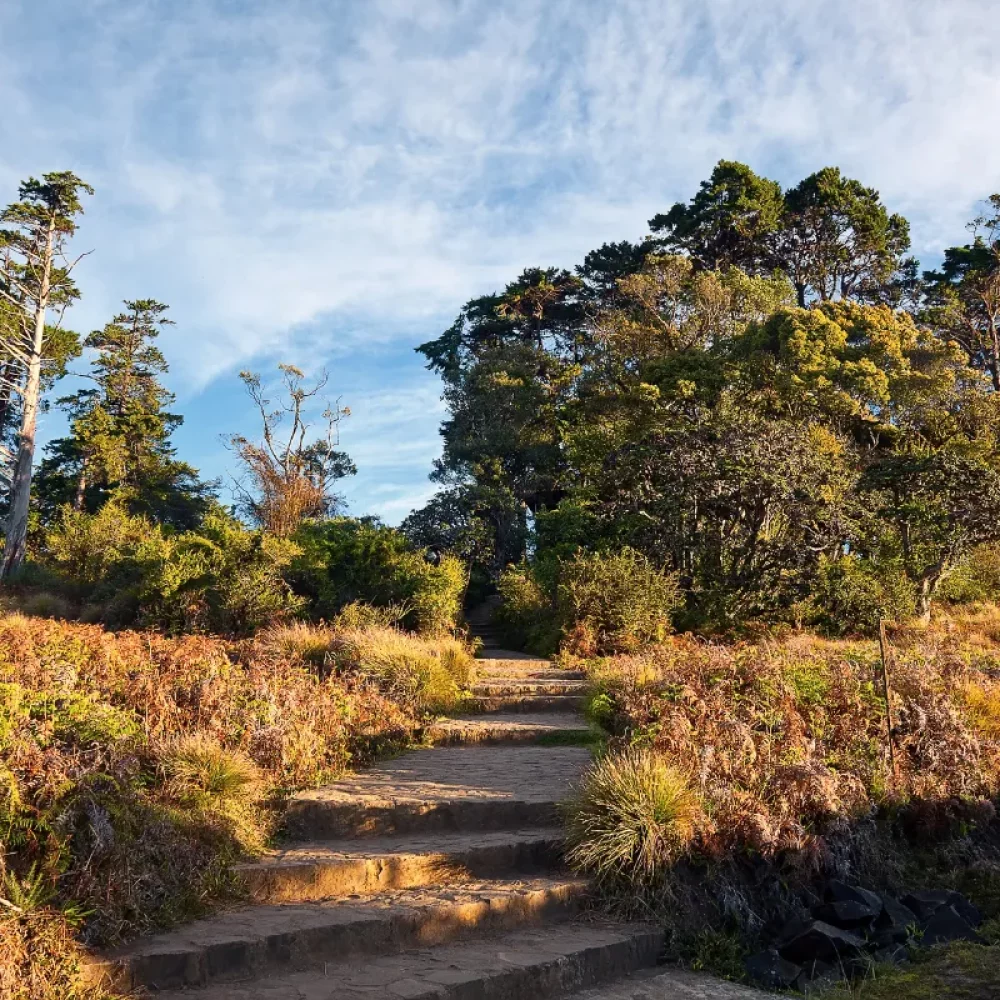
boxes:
[0,612,474,996]
[567,612,1000,976]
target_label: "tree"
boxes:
[229,365,355,537]
[923,194,1000,391]
[649,161,784,274]
[35,299,213,528]
[780,167,915,307]
[0,172,92,578]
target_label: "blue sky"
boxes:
[1,0,998,522]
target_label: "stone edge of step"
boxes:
[135,921,666,1000]
[238,831,567,903]
[89,879,589,993]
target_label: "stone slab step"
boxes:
[92,879,587,992]
[477,661,586,680]
[466,694,586,714]
[240,829,565,902]
[473,679,587,697]
[285,746,591,839]
[426,713,593,746]
[145,920,665,999]
[573,965,768,998]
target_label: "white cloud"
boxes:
[1,0,999,518]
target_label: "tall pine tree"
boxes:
[36,300,214,528]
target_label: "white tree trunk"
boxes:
[0,223,53,579]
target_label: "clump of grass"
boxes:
[566,748,704,886]
[329,626,475,714]
[164,735,261,804]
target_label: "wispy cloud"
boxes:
[1,0,998,520]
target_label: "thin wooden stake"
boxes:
[878,618,897,779]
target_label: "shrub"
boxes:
[805,554,917,635]
[38,504,301,635]
[496,560,561,654]
[558,548,681,654]
[566,748,704,886]
[289,518,466,634]
[940,544,1000,605]
[328,626,475,714]
[497,548,681,655]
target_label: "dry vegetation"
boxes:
[0,613,473,999]
[568,609,1000,966]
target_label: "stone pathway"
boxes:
[92,632,763,999]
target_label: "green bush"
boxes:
[39,504,301,635]
[805,554,917,635]
[289,518,465,635]
[939,544,1000,605]
[496,560,561,655]
[497,549,681,655]
[558,548,681,654]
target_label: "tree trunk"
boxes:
[0,222,53,580]
[74,457,88,510]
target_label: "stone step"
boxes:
[145,920,665,999]
[93,879,588,993]
[239,829,565,902]
[284,746,591,839]
[573,965,768,999]
[473,679,587,697]
[477,661,586,680]
[465,694,587,714]
[426,713,594,746]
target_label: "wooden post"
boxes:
[877,619,897,779]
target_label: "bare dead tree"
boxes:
[228,364,355,537]
[0,172,92,578]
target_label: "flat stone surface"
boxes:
[101,879,588,990]
[472,679,588,695]
[291,746,591,810]
[258,829,565,866]
[427,713,593,745]
[574,966,768,999]
[148,920,664,999]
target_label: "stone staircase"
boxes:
[89,632,762,999]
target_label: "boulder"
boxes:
[824,880,884,916]
[873,894,919,943]
[812,899,879,930]
[921,905,985,947]
[901,889,953,921]
[944,891,982,928]
[744,949,802,990]
[778,920,865,965]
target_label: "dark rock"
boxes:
[812,900,879,930]
[902,889,953,921]
[874,894,919,943]
[778,920,866,965]
[744,949,802,990]
[944,891,982,928]
[824,880,884,916]
[921,905,985,947]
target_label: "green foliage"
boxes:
[939,545,1000,605]
[290,517,464,634]
[804,555,918,635]
[39,503,301,634]
[557,548,681,654]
